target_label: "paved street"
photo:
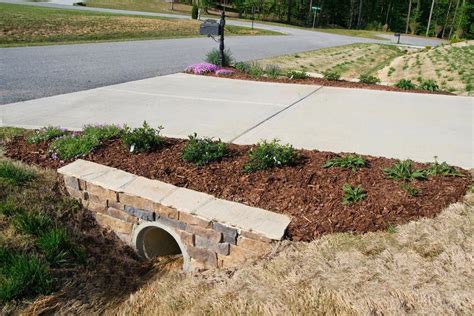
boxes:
[0,0,445,104]
[1,74,472,168]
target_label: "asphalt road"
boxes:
[0,1,444,104]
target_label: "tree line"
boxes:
[194,0,473,39]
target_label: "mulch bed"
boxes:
[5,136,471,242]
[202,71,454,96]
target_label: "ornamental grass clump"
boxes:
[182,133,226,166]
[0,161,35,186]
[122,121,163,153]
[244,139,299,172]
[27,126,67,144]
[384,160,427,182]
[323,154,367,171]
[342,184,367,204]
[205,48,234,67]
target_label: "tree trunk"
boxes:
[449,0,460,38]
[309,0,313,13]
[385,1,391,25]
[287,0,292,24]
[426,0,435,37]
[442,0,453,38]
[406,0,412,33]
[357,0,363,28]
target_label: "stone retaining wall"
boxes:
[58,160,291,272]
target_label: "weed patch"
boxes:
[0,161,35,186]
[38,228,86,267]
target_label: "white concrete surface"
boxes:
[2,73,473,168]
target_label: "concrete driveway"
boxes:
[1,73,472,168]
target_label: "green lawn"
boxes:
[0,3,279,47]
[86,0,193,15]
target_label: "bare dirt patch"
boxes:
[4,136,470,243]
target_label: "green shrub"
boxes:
[323,70,341,81]
[249,63,265,77]
[244,140,299,172]
[235,61,251,73]
[418,79,439,91]
[426,156,463,177]
[0,161,35,186]
[38,228,86,267]
[182,133,226,166]
[205,48,234,67]
[359,74,381,84]
[342,184,367,204]
[287,70,309,80]
[400,183,420,197]
[323,154,367,171]
[13,212,52,237]
[395,79,416,90]
[265,64,282,79]
[82,124,123,141]
[384,160,427,182]
[122,121,163,153]
[50,134,100,160]
[191,4,198,19]
[0,247,52,302]
[27,126,67,144]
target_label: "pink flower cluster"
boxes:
[185,63,219,75]
[215,69,235,76]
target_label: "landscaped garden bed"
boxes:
[4,124,471,242]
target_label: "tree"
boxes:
[426,0,436,36]
[406,0,412,33]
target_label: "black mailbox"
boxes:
[200,19,221,36]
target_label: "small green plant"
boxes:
[386,224,398,234]
[49,134,100,160]
[13,212,53,237]
[322,70,341,81]
[426,157,463,177]
[387,67,395,77]
[0,248,52,302]
[359,74,381,85]
[265,64,282,79]
[191,4,198,19]
[27,126,67,144]
[323,154,367,171]
[122,121,163,153]
[248,63,265,77]
[400,183,420,197]
[235,61,251,73]
[383,160,427,182]
[37,228,86,267]
[82,124,123,141]
[342,184,367,204]
[0,161,35,186]
[0,198,22,217]
[244,140,299,172]
[205,48,234,67]
[418,79,439,91]
[182,133,226,166]
[395,79,416,90]
[287,70,309,80]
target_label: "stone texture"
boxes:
[95,212,133,234]
[241,230,273,244]
[107,207,138,224]
[119,193,154,211]
[153,203,179,220]
[121,176,176,203]
[179,212,211,228]
[186,225,222,243]
[65,186,82,200]
[83,191,106,204]
[87,183,117,202]
[212,222,238,245]
[187,246,217,268]
[88,168,136,191]
[85,200,108,213]
[177,230,195,247]
[124,205,155,221]
[237,236,272,254]
[196,199,290,240]
[157,215,187,231]
[64,175,79,190]
[58,159,111,181]
[78,179,87,191]
[108,200,124,210]
[160,187,213,214]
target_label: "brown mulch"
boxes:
[5,137,471,242]
[202,71,454,96]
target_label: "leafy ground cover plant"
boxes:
[49,133,100,160]
[395,79,416,90]
[27,126,67,144]
[185,62,219,75]
[287,70,309,79]
[122,121,163,153]
[182,133,226,166]
[323,154,366,171]
[82,124,123,141]
[400,183,420,197]
[0,247,52,302]
[418,79,439,91]
[244,139,299,172]
[342,184,367,204]
[323,70,341,81]
[358,74,381,84]
[0,160,35,186]
[205,48,234,67]
[426,157,463,177]
[384,160,427,181]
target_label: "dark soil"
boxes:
[202,71,454,96]
[5,136,471,242]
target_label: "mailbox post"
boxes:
[199,12,227,67]
[394,33,401,44]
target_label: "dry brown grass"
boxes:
[109,183,474,315]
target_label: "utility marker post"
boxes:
[311,6,320,29]
[219,11,226,67]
